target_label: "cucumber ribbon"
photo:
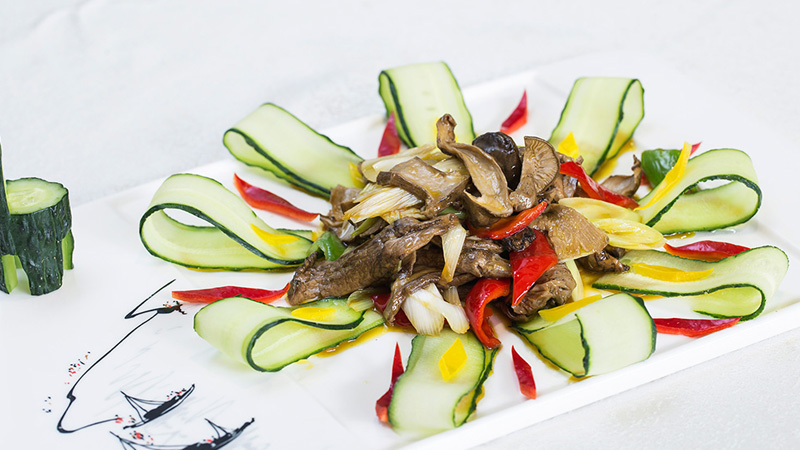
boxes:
[635,148,762,234]
[593,247,788,320]
[194,297,384,372]
[139,173,312,270]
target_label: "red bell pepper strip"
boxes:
[377,112,402,157]
[654,317,741,337]
[510,229,559,307]
[664,240,749,262]
[171,283,289,304]
[464,278,510,348]
[559,161,639,209]
[511,346,536,399]
[233,174,319,222]
[376,342,404,423]
[371,292,412,327]
[500,90,528,134]
[468,201,548,240]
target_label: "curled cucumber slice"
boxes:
[223,103,362,198]
[513,292,656,378]
[139,173,311,270]
[194,297,384,372]
[593,247,788,320]
[636,149,761,234]
[550,77,645,175]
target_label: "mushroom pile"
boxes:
[287,114,642,335]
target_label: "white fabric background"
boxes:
[2,0,799,447]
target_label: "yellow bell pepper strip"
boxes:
[654,317,740,337]
[538,294,602,322]
[291,306,337,321]
[500,90,528,134]
[640,142,701,188]
[171,283,289,304]
[664,240,749,262]
[378,112,402,157]
[376,342,404,423]
[438,337,467,381]
[557,132,580,159]
[559,161,639,209]
[510,229,559,307]
[467,201,548,240]
[632,263,713,282]
[464,278,510,348]
[250,224,305,246]
[511,346,536,399]
[233,174,319,222]
[635,142,692,210]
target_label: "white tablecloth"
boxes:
[2,1,799,447]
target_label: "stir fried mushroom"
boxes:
[472,131,522,189]
[529,204,608,260]
[499,226,537,253]
[319,185,363,240]
[436,114,513,218]
[503,262,576,321]
[509,136,560,211]
[287,214,459,304]
[601,155,642,198]
[414,244,511,280]
[376,157,469,217]
[578,245,629,273]
[386,266,441,323]
[539,153,581,204]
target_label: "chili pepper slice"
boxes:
[654,317,741,337]
[510,229,559,307]
[468,201,548,240]
[559,161,639,209]
[376,342,404,423]
[500,90,528,134]
[664,240,749,262]
[464,278,510,348]
[171,283,289,304]
[511,346,536,399]
[377,112,402,157]
[233,174,319,222]
[371,292,412,327]
[307,231,346,261]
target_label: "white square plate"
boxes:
[2,52,798,449]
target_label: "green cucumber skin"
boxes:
[0,144,15,293]
[593,247,788,321]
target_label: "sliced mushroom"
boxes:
[287,214,458,304]
[578,245,629,273]
[376,157,469,217]
[509,136,560,211]
[601,155,642,198]
[436,114,513,218]
[528,204,608,260]
[503,262,576,321]
[472,131,522,189]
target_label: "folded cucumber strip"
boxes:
[379,62,475,147]
[635,149,761,234]
[550,77,644,175]
[1,172,73,295]
[513,293,655,378]
[194,297,384,372]
[223,103,363,197]
[388,330,496,436]
[593,247,788,320]
[139,173,311,270]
